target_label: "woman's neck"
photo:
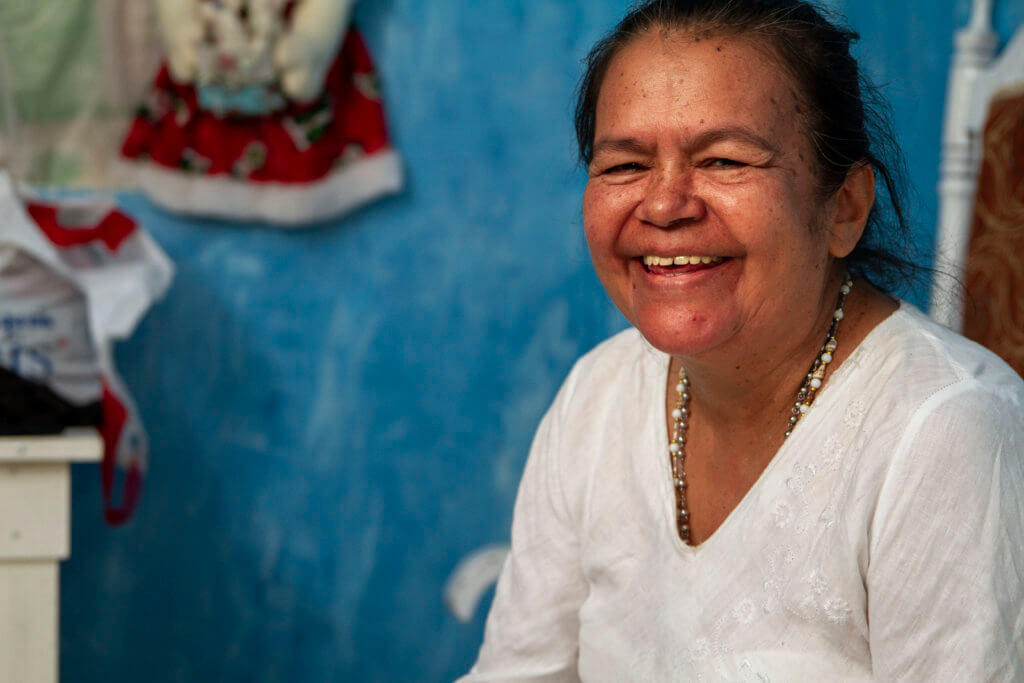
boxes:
[669,271,895,436]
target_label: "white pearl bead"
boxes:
[834,309,844,320]
[676,383,685,393]
[810,378,822,389]
[672,408,682,419]
[669,443,680,453]
[841,284,851,294]
[821,352,833,363]
[799,403,809,414]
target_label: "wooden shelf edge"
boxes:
[0,429,103,463]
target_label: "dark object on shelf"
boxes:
[0,365,102,435]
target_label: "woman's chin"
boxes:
[631,307,738,359]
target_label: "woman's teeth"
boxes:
[643,255,725,266]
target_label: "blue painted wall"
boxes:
[60,1,1022,681]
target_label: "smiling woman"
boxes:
[459,1,1024,681]
[582,30,875,366]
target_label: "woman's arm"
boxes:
[867,382,1024,681]
[460,375,589,682]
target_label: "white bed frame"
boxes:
[930,0,1024,330]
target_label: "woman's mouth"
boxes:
[642,254,727,275]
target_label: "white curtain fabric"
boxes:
[0,0,162,187]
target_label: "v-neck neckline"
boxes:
[650,303,908,558]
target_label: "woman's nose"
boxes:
[635,170,706,228]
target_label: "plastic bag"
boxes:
[0,170,173,523]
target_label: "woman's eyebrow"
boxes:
[591,137,650,157]
[592,127,780,159]
[688,127,779,154]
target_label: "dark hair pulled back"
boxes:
[574,0,923,294]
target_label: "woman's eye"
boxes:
[603,162,646,174]
[704,158,747,169]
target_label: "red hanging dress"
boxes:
[122,1,401,226]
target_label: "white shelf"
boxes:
[0,428,100,683]
[0,428,103,463]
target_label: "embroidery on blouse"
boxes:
[823,597,853,624]
[821,435,843,471]
[738,658,772,683]
[733,599,757,624]
[752,406,866,634]
[707,397,871,676]
[808,569,829,595]
[771,500,794,529]
[818,500,837,528]
[689,637,712,662]
[843,399,868,428]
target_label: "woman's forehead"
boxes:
[594,32,803,142]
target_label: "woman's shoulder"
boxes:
[841,303,1024,464]
[825,305,1024,553]
[577,325,653,368]
[855,302,1024,407]
[564,325,661,385]
[548,325,663,419]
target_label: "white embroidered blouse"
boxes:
[461,304,1024,682]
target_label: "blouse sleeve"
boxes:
[459,371,588,682]
[866,381,1024,681]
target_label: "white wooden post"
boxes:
[0,429,102,683]
[930,0,997,329]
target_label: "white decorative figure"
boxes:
[444,545,510,623]
[275,0,355,102]
[123,0,402,226]
[153,0,202,84]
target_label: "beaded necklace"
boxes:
[668,276,854,544]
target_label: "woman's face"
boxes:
[583,31,849,360]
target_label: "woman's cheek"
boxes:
[582,188,615,241]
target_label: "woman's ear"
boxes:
[828,163,875,258]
